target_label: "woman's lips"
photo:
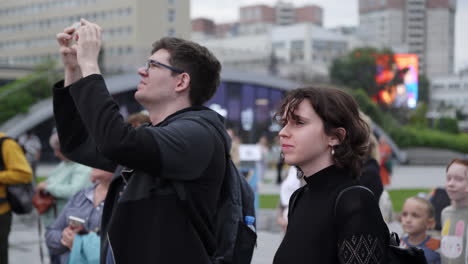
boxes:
[281,144,293,151]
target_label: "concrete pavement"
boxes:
[8,164,445,264]
[8,211,281,264]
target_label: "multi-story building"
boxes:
[358,0,456,76]
[430,75,468,116]
[196,23,360,81]
[425,0,456,76]
[237,2,323,35]
[192,18,216,39]
[275,1,295,25]
[238,4,276,35]
[0,0,190,75]
[295,5,323,26]
[271,23,358,77]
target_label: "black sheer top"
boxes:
[273,165,389,264]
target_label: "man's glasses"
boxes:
[145,59,184,74]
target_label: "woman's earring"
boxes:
[331,146,335,156]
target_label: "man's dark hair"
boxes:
[152,37,222,106]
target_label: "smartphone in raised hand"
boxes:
[68,215,88,234]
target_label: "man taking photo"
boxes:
[53,19,227,263]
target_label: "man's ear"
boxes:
[175,73,190,93]
[329,127,346,146]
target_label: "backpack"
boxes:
[335,186,428,264]
[172,116,257,264]
[0,137,34,214]
[428,187,450,231]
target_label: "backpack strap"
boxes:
[0,137,11,204]
[182,116,230,158]
[171,116,228,258]
[287,186,304,218]
[0,136,11,171]
[334,185,374,217]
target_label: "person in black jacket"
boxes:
[273,87,389,264]
[53,19,226,263]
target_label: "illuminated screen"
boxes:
[375,54,418,108]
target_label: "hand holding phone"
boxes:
[68,22,81,47]
[68,215,86,232]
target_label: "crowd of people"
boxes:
[0,18,467,264]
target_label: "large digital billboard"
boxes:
[374,54,419,108]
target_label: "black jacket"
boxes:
[273,165,389,264]
[53,74,227,264]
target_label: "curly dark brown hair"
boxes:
[275,87,370,179]
[152,37,222,106]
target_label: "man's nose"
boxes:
[138,66,148,76]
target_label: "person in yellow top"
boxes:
[0,132,33,264]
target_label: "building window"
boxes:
[168,9,175,22]
[168,28,175,36]
[272,42,285,49]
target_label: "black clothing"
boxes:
[360,158,384,201]
[0,211,11,264]
[273,165,389,264]
[276,156,284,184]
[53,74,227,264]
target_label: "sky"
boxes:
[191,0,468,72]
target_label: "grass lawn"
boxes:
[259,194,281,209]
[388,188,431,213]
[36,176,46,183]
[259,188,432,212]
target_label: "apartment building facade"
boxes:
[0,0,190,75]
[358,0,456,76]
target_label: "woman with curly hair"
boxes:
[273,87,389,264]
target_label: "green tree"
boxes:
[435,117,459,134]
[330,47,393,96]
[418,74,430,104]
[408,102,428,128]
[0,60,61,124]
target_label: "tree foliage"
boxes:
[408,102,428,128]
[0,60,61,125]
[346,86,467,153]
[418,74,430,104]
[330,47,394,96]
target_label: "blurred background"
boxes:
[0,0,467,263]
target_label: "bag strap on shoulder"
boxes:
[0,137,11,204]
[287,187,304,217]
[0,136,12,171]
[171,116,227,257]
[182,116,230,158]
[334,185,374,217]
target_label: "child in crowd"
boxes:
[400,196,441,264]
[441,159,468,264]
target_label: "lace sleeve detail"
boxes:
[338,234,385,264]
[335,186,389,264]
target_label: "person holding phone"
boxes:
[45,168,113,264]
[53,19,226,263]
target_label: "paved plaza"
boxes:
[8,164,446,264]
